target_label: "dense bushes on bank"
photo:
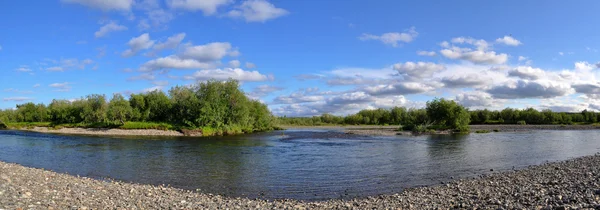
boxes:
[277,99,600,132]
[0,80,275,135]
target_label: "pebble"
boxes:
[1,154,600,209]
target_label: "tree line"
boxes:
[277,100,600,129]
[0,80,275,135]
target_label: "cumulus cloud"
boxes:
[451,37,490,50]
[245,62,256,69]
[507,66,546,80]
[49,82,72,92]
[122,33,155,57]
[180,42,233,61]
[127,73,156,81]
[441,74,487,88]
[455,91,497,108]
[45,58,94,72]
[487,80,572,99]
[272,91,325,104]
[139,56,215,72]
[61,0,133,11]
[572,83,600,94]
[393,62,445,80]
[575,61,596,71]
[95,22,127,38]
[3,97,34,102]
[228,60,241,68]
[152,33,186,53]
[417,51,436,56]
[364,82,435,96]
[359,27,418,47]
[440,47,508,64]
[167,0,231,15]
[183,68,270,82]
[16,66,32,72]
[227,0,289,22]
[248,85,284,98]
[496,36,522,46]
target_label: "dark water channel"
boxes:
[0,129,599,200]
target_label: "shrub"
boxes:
[517,120,527,125]
[475,130,491,133]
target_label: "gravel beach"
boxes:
[2,154,600,209]
[23,127,184,137]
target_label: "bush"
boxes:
[475,130,491,133]
[0,121,6,129]
[517,120,527,125]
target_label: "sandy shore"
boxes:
[22,127,184,136]
[2,154,600,209]
[344,124,600,136]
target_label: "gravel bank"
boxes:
[2,154,600,209]
[22,127,184,136]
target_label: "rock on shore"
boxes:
[2,154,600,209]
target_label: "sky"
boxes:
[1,0,600,116]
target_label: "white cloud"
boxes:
[61,0,133,11]
[496,36,522,46]
[440,74,487,88]
[127,73,155,81]
[487,80,573,99]
[359,27,418,47]
[3,97,34,102]
[507,66,546,80]
[122,33,155,57]
[364,82,435,96]
[33,84,40,88]
[417,51,436,56]
[167,0,231,15]
[152,80,169,86]
[143,86,163,92]
[183,68,270,82]
[575,61,596,71]
[49,82,72,92]
[46,67,65,72]
[180,42,233,61]
[227,0,289,22]
[152,33,186,52]
[16,66,32,72]
[455,91,498,108]
[139,56,216,72]
[95,22,128,38]
[4,88,34,94]
[440,47,508,64]
[393,62,446,80]
[245,62,256,69]
[228,60,241,68]
[451,37,489,50]
[248,85,284,98]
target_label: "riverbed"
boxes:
[1,129,599,201]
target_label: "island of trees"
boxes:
[2,79,600,135]
[0,80,275,136]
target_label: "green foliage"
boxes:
[426,98,470,132]
[0,121,7,129]
[0,79,276,136]
[108,94,132,124]
[517,120,527,125]
[475,130,491,133]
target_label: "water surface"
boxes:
[0,129,599,200]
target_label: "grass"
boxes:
[474,130,491,134]
[6,122,52,129]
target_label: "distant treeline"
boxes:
[0,80,275,135]
[277,106,600,126]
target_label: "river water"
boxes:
[0,129,599,200]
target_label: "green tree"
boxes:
[426,98,470,132]
[108,94,132,124]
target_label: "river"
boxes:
[0,129,599,200]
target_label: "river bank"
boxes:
[2,153,600,209]
[20,126,185,136]
[342,124,600,136]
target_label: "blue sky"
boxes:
[1,0,600,116]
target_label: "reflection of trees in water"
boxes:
[426,134,469,157]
